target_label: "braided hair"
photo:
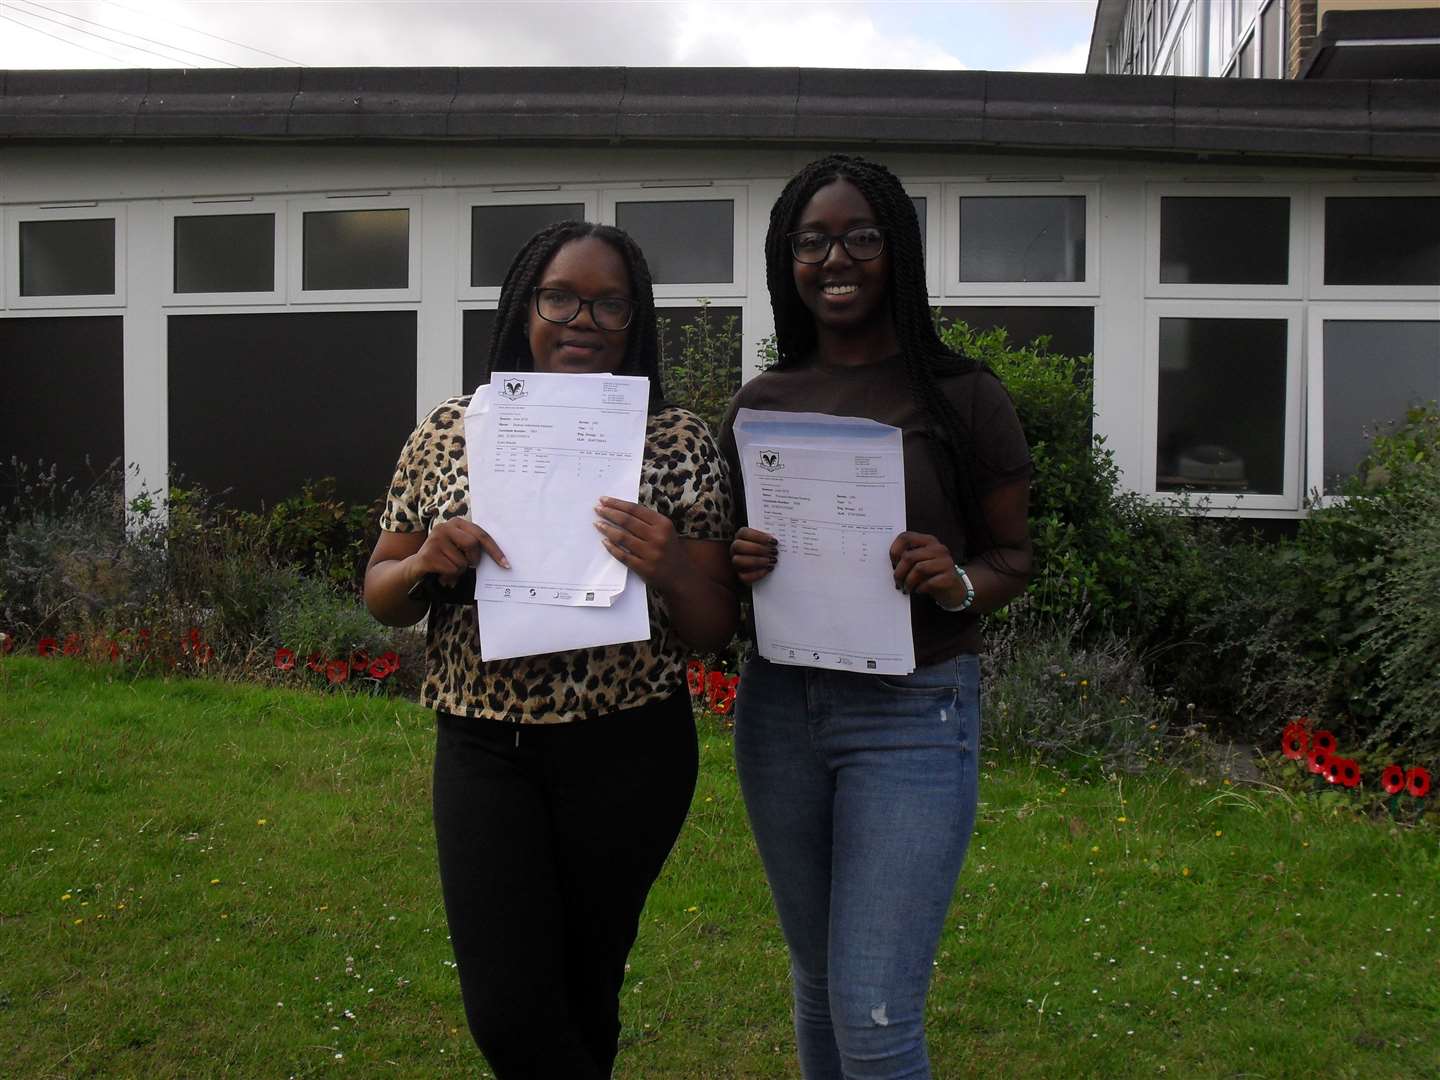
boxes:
[484,221,666,412]
[766,154,1009,563]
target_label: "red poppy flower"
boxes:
[1281,724,1309,760]
[1336,758,1361,789]
[274,648,296,671]
[686,659,705,696]
[195,643,214,665]
[325,659,350,684]
[62,633,82,657]
[368,658,394,679]
[1307,748,1331,776]
[37,636,58,657]
[379,650,399,669]
[1406,766,1431,798]
[137,628,152,642]
[1381,764,1406,795]
[306,652,324,673]
[712,687,737,715]
[350,650,370,673]
[105,640,120,662]
[187,627,202,647]
[1324,759,1343,785]
[0,633,14,656]
[1311,730,1337,755]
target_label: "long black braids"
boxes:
[483,220,667,412]
[766,154,1018,571]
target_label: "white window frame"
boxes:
[287,194,422,305]
[4,204,126,310]
[162,198,286,307]
[602,186,747,299]
[901,181,943,298]
[1305,303,1440,507]
[458,189,600,302]
[1142,300,1304,514]
[1145,183,1305,300]
[1309,183,1440,303]
[942,182,1100,298]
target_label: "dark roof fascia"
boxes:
[1,66,1438,168]
[1299,8,1440,79]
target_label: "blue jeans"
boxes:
[734,654,981,1080]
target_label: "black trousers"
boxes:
[432,689,698,1079]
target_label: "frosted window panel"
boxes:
[958,197,1085,283]
[174,213,274,293]
[1324,198,1440,286]
[1156,317,1288,494]
[615,200,733,284]
[1323,320,1440,494]
[302,209,409,291]
[1160,197,1289,284]
[19,218,115,296]
[1261,0,1281,78]
[471,203,584,287]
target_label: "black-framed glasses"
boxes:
[531,287,636,331]
[787,225,886,265]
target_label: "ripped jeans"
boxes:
[734,654,980,1080]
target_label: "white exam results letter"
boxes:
[733,409,916,675]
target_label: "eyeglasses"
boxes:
[787,226,886,265]
[531,287,636,331]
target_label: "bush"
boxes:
[658,300,742,437]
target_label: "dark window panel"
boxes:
[471,204,585,288]
[958,196,1085,282]
[614,200,733,284]
[1323,320,1440,494]
[1324,198,1440,286]
[168,312,417,510]
[0,316,124,488]
[940,306,1094,360]
[1160,197,1289,284]
[19,218,115,297]
[461,309,500,396]
[1156,317,1288,494]
[302,208,409,291]
[174,213,274,294]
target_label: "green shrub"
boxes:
[263,575,396,661]
[658,300,742,437]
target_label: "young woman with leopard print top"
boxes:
[364,222,738,1079]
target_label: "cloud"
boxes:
[1015,38,1091,73]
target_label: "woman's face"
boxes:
[527,236,633,375]
[790,177,892,337]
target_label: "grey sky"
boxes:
[0,1,1099,73]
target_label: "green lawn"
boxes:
[2,657,1436,1079]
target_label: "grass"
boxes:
[2,657,1437,1079]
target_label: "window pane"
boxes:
[302,208,409,291]
[1156,317,1288,494]
[0,316,123,487]
[168,312,417,509]
[1160,197,1289,284]
[1324,198,1440,286]
[462,308,500,395]
[940,306,1094,360]
[615,200,733,284]
[1239,33,1255,78]
[1261,0,1281,78]
[174,213,274,294]
[958,197,1085,282]
[19,218,115,296]
[1323,320,1440,494]
[910,196,926,257]
[471,203,584,287]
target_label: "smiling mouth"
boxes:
[821,284,859,296]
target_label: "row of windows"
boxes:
[1115,0,1282,78]
[4,188,1436,308]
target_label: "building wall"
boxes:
[1,144,1437,518]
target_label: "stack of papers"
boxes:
[733,408,916,676]
[464,372,652,661]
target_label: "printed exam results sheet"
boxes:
[733,408,915,676]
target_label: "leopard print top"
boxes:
[380,397,734,724]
